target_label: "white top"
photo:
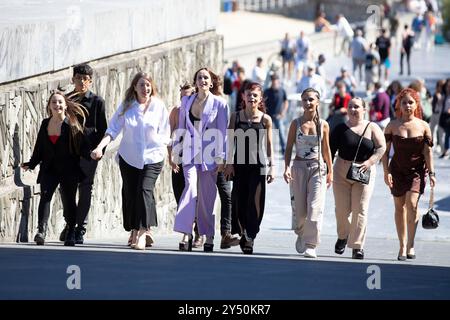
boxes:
[296,73,327,98]
[106,97,170,169]
[252,66,266,85]
[335,17,354,38]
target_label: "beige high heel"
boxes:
[134,228,147,250]
[130,229,138,248]
[145,230,154,247]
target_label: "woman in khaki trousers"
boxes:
[284,88,333,258]
[330,97,386,259]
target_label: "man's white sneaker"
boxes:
[295,236,306,254]
[304,248,317,258]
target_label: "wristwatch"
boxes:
[429,171,435,177]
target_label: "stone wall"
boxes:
[0,31,224,242]
[0,0,220,84]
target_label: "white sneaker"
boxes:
[304,248,317,258]
[295,236,306,254]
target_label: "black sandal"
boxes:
[179,234,192,251]
[240,236,253,254]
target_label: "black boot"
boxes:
[34,223,47,245]
[75,226,86,245]
[64,227,76,246]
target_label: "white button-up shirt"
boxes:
[106,97,170,169]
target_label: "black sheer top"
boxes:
[330,123,375,162]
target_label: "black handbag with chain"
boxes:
[346,122,371,185]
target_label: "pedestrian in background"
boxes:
[264,74,288,155]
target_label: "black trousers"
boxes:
[39,172,78,231]
[119,156,163,231]
[62,158,98,230]
[400,49,411,75]
[231,165,266,240]
[172,168,235,235]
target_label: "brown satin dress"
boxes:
[385,134,433,197]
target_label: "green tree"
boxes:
[444,0,450,41]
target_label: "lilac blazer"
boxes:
[174,93,228,171]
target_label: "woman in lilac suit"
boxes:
[172,68,229,252]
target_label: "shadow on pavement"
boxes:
[1,247,449,300]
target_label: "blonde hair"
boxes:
[47,91,87,154]
[121,72,157,115]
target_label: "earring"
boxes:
[210,84,213,88]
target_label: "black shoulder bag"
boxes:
[422,186,439,229]
[346,122,371,185]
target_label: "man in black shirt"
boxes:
[60,64,107,244]
[264,74,288,154]
[375,29,391,82]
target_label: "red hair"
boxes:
[242,82,266,112]
[394,88,423,119]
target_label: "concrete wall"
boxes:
[0,1,223,243]
[237,0,386,23]
[0,0,220,84]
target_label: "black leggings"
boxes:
[39,172,78,230]
[400,49,411,75]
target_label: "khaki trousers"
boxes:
[291,159,326,248]
[333,157,376,249]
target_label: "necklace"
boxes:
[244,110,259,127]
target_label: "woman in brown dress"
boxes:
[382,88,436,261]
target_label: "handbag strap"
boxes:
[429,186,434,209]
[352,122,371,163]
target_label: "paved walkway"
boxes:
[1,10,450,301]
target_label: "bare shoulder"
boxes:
[384,119,398,133]
[418,118,431,134]
[321,119,330,131]
[262,114,272,125]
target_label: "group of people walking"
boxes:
[22,63,437,261]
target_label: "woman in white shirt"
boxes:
[91,72,170,250]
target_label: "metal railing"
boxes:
[222,0,307,12]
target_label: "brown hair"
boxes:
[395,87,423,119]
[241,82,266,112]
[193,67,221,96]
[121,72,157,115]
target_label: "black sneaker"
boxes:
[335,238,347,255]
[75,228,85,245]
[59,225,68,242]
[352,249,364,259]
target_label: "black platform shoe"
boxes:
[335,238,348,255]
[179,234,193,251]
[64,227,76,246]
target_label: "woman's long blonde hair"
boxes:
[121,72,157,115]
[47,90,87,155]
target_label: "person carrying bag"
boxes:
[346,122,371,185]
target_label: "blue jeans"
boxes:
[271,115,286,154]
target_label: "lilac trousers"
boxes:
[173,164,218,237]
